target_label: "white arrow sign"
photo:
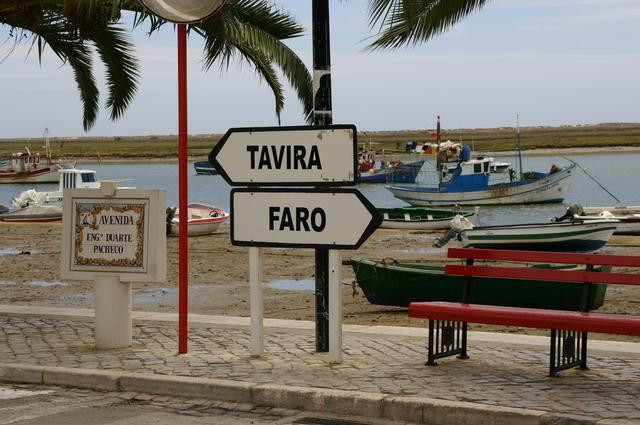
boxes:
[230,188,382,249]
[209,125,357,186]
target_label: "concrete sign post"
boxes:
[61,182,166,349]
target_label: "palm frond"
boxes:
[196,0,313,123]
[368,0,490,49]
[1,0,313,128]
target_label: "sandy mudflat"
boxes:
[1,222,639,341]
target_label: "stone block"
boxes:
[0,363,44,384]
[119,373,253,403]
[42,367,122,392]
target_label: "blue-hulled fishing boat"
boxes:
[194,160,218,175]
[387,157,575,206]
[387,116,575,206]
[358,159,425,184]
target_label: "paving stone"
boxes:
[1,316,639,421]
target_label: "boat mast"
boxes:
[436,116,442,185]
[516,114,523,181]
[44,128,52,164]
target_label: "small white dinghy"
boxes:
[167,203,229,236]
[459,220,619,252]
[575,211,640,235]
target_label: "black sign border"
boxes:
[209,124,358,187]
[230,187,382,250]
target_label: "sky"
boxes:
[1,0,639,138]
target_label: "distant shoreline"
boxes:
[74,145,640,164]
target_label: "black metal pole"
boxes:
[312,0,332,352]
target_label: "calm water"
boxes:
[1,153,638,226]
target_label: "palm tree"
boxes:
[367,0,489,50]
[0,0,312,130]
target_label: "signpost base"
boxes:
[95,275,132,349]
[328,250,342,363]
[250,247,264,357]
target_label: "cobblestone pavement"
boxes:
[1,317,639,421]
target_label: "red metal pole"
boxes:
[177,24,189,354]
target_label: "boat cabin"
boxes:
[58,169,99,191]
[440,158,492,191]
[0,150,44,173]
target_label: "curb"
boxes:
[0,363,613,425]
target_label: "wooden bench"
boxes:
[408,248,640,376]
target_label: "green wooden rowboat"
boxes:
[350,258,607,311]
[378,207,477,230]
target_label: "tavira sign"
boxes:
[209,125,357,186]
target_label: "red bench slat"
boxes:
[445,264,640,286]
[447,248,640,268]
[409,302,640,336]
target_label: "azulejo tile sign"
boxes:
[73,202,146,268]
[61,184,166,283]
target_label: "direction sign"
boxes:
[230,188,382,249]
[209,125,357,186]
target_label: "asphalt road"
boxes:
[0,384,394,425]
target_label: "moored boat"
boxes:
[0,204,62,223]
[350,258,607,310]
[459,220,618,252]
[0,130,72,184]
[167,203,229,236]
[379,207,477,230]
[387,157,575,206]
[194,160,219,175]
[386,117,575,206]
[12,168,100,207]
[358,160,425,184]
[583,205,640,216]
[574,212,640,235]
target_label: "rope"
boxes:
[563,156,621,203]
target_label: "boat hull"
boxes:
[577,216,640,235]
[358,160,425,184]
[168,203,229,236]
[379,208,477,230]
[387,164,574,206]
[170,219,223,236]
[460,220,617,252]
[0,204,62,223]
[0,166,61,183]
[350,258,607,310]
[193,161,218,175]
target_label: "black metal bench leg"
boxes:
[549,329,558,377]
[457,322,469,360]
[580,331,589,370]
[549,329,587,377]
[426,319,437,366]
[426,319,468,366]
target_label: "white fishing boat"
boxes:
[167,203,229,236]
[12,168,100,207]
[387,157,574,207]
[574,212,640,235]
[386,118,575,207]
[0,130,73,184]
[582,206,640,216]
[459,220,618,252]
[0,204,62,223]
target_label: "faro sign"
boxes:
[231,188,381,249]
